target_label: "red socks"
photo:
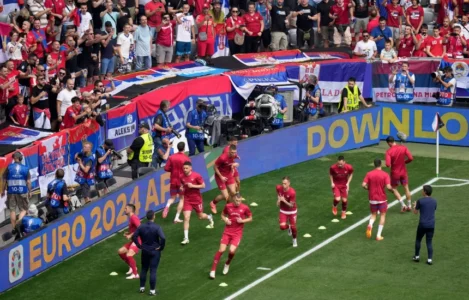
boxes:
[280,224,289,230]
[342,201,348,212]
[226,251,235,265]
[333,199,340,207]
[127,256,138,275]
[211,251,223,271]
[291,225,298,239]
[119,253,128,264]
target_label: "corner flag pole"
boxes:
[432,112,444,178]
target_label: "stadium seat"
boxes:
[89,189,98,199]
[96,181,107,191]
[138,167,156,177]
[75,187,83,199]
[423,8,434,25]
[420,0,429,7]
[105,177,117,187]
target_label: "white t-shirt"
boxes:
[354,40,377,59]
[176,13,194,42]
[77,12,93,38]
[6,42,23,60]
[117,33,134,59]
[57,89,77,116]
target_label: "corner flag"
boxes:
[432,112,444,177]
[431,113,445,132]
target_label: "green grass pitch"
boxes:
[2,148,469,300]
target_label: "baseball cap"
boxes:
[28,204,39,217]
[140,123,150,130]
[104,139,114,149]
[203,3,210,9]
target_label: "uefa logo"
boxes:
[126,114,133,124]
[9,245,24,283]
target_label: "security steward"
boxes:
[128,123,154,180]
[1,151,31,231]
[338,77,372,113]
[186,99,207,156]
[47,169,70,220]
[132,210,166,296]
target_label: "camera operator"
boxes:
[389,62,415,103]
[153,100,174,165]
[186,99,208,156]
[128,123,154,180]
[434,67,456,107]
[96,139,116,195]
[303,75,322,121]
[74,141,96,204]
[47,169,70,220]
[154,138,174,168]
[266,85,288,129]
[21,204,44,235]
[445,24,466,59]
[338,77,372,113]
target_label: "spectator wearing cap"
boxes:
[127,123,154,179]
[96,139,115,195]
[185,99,208,156]
[21,204,44,235]
[196,3,216,62]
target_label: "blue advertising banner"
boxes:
[379,102,469,146]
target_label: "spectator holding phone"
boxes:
[371,17,393,54]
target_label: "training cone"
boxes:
[318,226,326,230]
[250,202,258,207]
[206,225,214,229]
[331,219,340,223]
[303,233,312,238]
[346,211,353,215]
[109,272,118,276]
[219,282,228,287]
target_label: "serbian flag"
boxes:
[0,125,51,145]
[155,61,227,78]
[0,0,20,15]
[106,102,138,151]
[0,21,12,63]
[432,113,445,132]
[233,49,310,67]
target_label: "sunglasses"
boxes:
[363,35,369,37]
[98,85,104,87]
[232,10,239,12]
[38,69,45,72]
[59,72,66,75]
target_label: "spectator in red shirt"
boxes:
[60,96,88,130]
[425,26,446,57]
[243,2,264,53]
[145,0,166,39]
[439,16,452,37]
[9,95,29,126]
[330,0,352,47]
[413,23,429,57]
[27,19,48,64]
[367,8,380,33]
[406,0,424,33]
[225,6,246,55]
[437,0,457,25]
[195,0,211,17]
[196,4,216,62]
[397,25,418,57]
[445,24,466,59]
[384,0,403,38]
[156,14,175,66]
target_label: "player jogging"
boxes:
[210,144,239,214]
[163,142,190,223]
[210,193,252,279]
[223,136,241,192]
[117,204,140,279]
[329,155,354,219]
[180,161,214,245]
[385,136,414,212]
[362,159,393,241]
[276,177,298,247]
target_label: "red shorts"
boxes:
[279,212,297,225]
[391,173,408,187]
[370,202,388,214]
[183,201,203,213]
[124,241,139,254]
[233,168,239,179]
[170,183,182,197]
[332,185,348,198]
[197,39,215,57]
[220,232,242,247]
[215,174,236,191]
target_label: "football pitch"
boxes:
[3,143,469,300]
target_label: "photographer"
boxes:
[303,75,322,121]
[74,141,96,204]
[434,67,456,107]
[96,139,117,195]
[186,99,208,156]
[338,77,372,113]
[47,169,70,220]
[268,86,288,129]
[154,138,174,168]
[389,62,415,103]
[153,100,172,149]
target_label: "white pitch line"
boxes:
[437,177,469,182]
[432,182,469,188]
[224,177,439,300]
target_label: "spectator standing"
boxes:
[270,0,291,51]
[353,31,377,58]
[17,54,38,100]
[60,96,87,129]
[425,27,446,58]
[145,0,166,38]
[294,0,318,50]
[371,17,393,54]
[117,0,133,33]
[134,16,153,70]
[27,19,48,64]
[5,60,20,115]
[317,0,335,48]
[9,95,29,126]
[185,99,207,156]
[243,2,264,53]
[225,6,246,55]
[77,3,94,38]
[74,141,96,204]
[100,23,117,79]
[196,4,216,61]
[397,25,418,57]
[57,78,77,124]
[406,0,424,33]
[91,0,107,30]
[445,24,466,59]
[101,0,122,38]
[384,0,403,38]
[367,7,380,33]
[47,169,70,219]
[329,0,351,47]
[155,14,175,66]
[413,23,428,57]
[78,31,103,85]
[0,66,9,123]
[126,0,139,21]
[353,0,370,43]
[28,0,51,29]
[6,32,25,68]
[175,4,196,62]
[168,0,193,14]
[116,24,135,72]
[255,0,272,50]
[31,75,59,129]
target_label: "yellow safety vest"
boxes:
[339,85,359,112]
[128,133,154,162]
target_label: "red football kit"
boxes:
[406,6,424,31]
[215,153,236,190]
[221,203,252,247]
[363,169,391,213]
[385,144,413,187]
[10,104,29,126]
[385,4,403,28]
[164,152,190,197]
[330,4,349,25]
[330,163,354,198]
[276,185,297,225]
[446,36,465,59]
[180,171,204,213]
[398,35,415,57]
[223,145,240,178]
[59,105,81,130]
[243,12,263,36]
[413,34,429,57]
[124,214,141,252]
[426,36,445,57]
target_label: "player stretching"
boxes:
[117,204,140,279]
[223,137,241,192]
[180,161,214,245]
[385,136,414,212]
[276,177,298,247]
[210,193,252,279]
[163,142,190,223]
[362,159,393,241]
[329,155,354,219]
[210,145,239,214]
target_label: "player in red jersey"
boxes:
[385,136,414,212]
[163,142,191,223]
[362,159,393,241]
[117,204,141,279]
[223,136,241,192]
[180,161,214,245]
[209,193,252,279]
[276,177,298,247]
[329,155,354,219]
[210,144,239,214]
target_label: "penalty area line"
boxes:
[224,177,439,300]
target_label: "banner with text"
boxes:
[106,102,138,151]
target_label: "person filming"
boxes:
[186,99,208,156]
[433,67,456,107]
[389,62,415,103]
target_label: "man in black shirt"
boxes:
[167,0,193,14]
[30,75,59,129]
[353,0,369,44]
[78,30,102,86]
[100,22,117,80]
[317,0,335,48]
[292,0,320,49]
[117,0,133,32]
[412,185,437,265]
[270,0,291,51]
[17,53,38,99]
[91,0,107,30]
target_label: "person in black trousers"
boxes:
[412,185,437,265]
[132,210,166,296]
